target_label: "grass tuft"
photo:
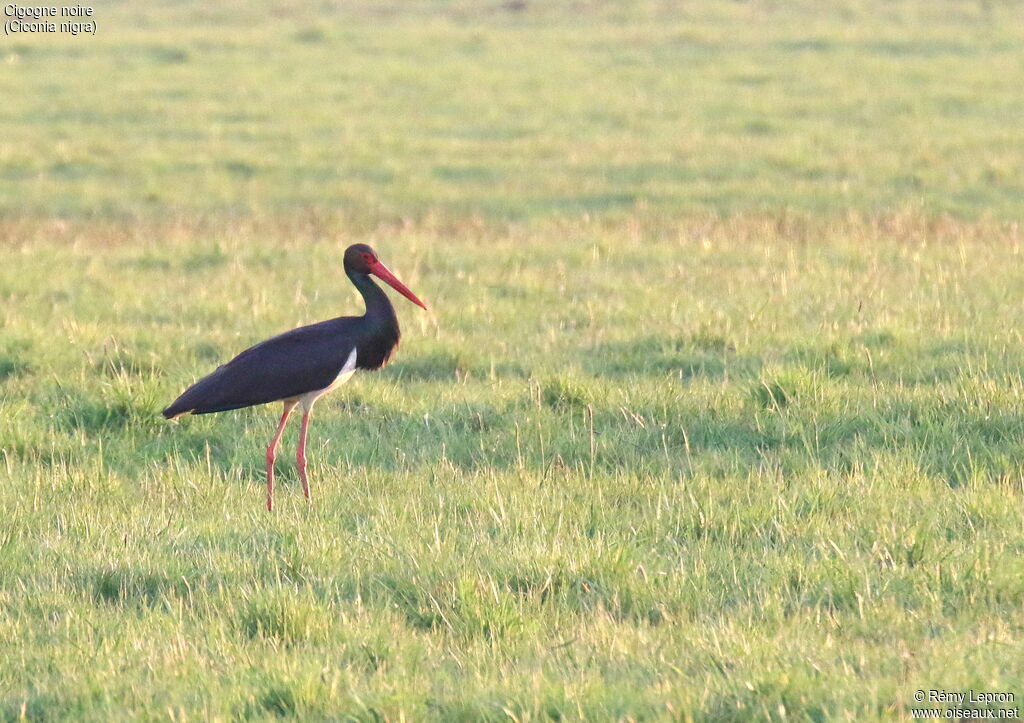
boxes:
[239,588,330,645]
[542,377,592,411]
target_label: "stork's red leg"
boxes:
[297,409,312,500]
[266,401,297,511]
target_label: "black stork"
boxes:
[162,243,427,510]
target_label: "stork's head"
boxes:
[344,244,428,310]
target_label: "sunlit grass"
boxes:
[1,1,1022,222]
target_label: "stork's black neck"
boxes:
[347,271,400,369]
[349,271,395,320]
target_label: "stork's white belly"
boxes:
[297,347,357,411]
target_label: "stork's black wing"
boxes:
[163,317,362,418]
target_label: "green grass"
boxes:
[2,1,1024,720]
[2,0,1023,222]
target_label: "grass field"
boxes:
[2,1,1024,720]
